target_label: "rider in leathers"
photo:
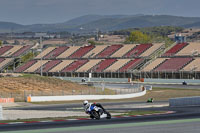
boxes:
[83,100,106,119]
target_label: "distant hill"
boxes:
[1,15,200,33]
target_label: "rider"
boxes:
[83,100,106,115]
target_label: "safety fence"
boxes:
[0,86,142,102]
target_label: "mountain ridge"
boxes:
[1,14,200,33]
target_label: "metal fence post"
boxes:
[24,90,26,102]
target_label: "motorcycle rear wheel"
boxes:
[106,112,111,119]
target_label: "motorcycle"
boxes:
[87,104,111,120]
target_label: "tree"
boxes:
[21,52,35,63]
[0,40,2,47]
[125,31,151,44]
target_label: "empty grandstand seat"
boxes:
[11,45,33,57]
[15,60,37,73]
[61,60,88,72]
[44,46,69,59]
[0,46,13,56]
[69,45,95,58]
[35,60,62,73]
[92,59,117,72]
[105,59,131,72]
[176,42,200,56]
[154,57,193,72]
[95,45,123,58]
[119,58,144,72]
[181,58,200,72]
[1,45,23,57]
[141,58,168,72]
[162,43,188,57]
[124,44,153,57]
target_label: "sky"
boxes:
[0,0,200,25]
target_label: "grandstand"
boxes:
[69,45,95,58]
[154,57,193,72]
[162,43,188,57]
[83,45,108,58]
[141,58,168,72]
[0,45,33,72]
[61,60,88,72]
[181,58,200,72]
[43,46,69,59]
[2,42,199,79]
[176,42,200,56]
[95,45,123,58]
[124,44,153,57]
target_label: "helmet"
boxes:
[83,100,88,106]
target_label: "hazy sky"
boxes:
[0,0,200,25]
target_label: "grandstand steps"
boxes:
[149,44,165,59]
[139,46,165,71]
[135,58,147,70]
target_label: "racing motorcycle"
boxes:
[87,104,111,120]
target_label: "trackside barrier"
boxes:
[169,96,200,107]
[27,90,146,102]
[0,98,14,103]
[0,105,3,120]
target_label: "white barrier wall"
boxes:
[169,96,200,107]
[0,105,3,120]
[28,90,146,102]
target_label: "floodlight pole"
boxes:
[40,36,43,76]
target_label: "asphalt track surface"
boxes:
[1,83,200,132]
[1,102,200,132]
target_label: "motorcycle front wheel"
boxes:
[91,110,100,120]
